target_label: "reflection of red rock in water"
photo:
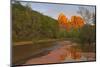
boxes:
[25,41,82,64]
[26,44,80,64]
[70,47,81,59]
[25,45,68,64]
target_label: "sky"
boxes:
[20,1,95,20]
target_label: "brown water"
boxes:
[25,41,96,65]
[12,41,60,65]
[12,41,96,65]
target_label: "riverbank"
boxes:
[13,40,95,65]
[24,41,95,65]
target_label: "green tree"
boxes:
[79,25,96,52]
[12,2,59,42]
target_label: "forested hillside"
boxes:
[12,2,59,42]
[12,2,96,65]
[12,2,96,52]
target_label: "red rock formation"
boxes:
[71,16,84,29]
[58,13,72,31]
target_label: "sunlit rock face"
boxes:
[58,13,85,31]
[58,13,68,29]
[71,16,84,29]
[58,13,72,31]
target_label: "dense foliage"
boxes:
[12,2,96,52]
[12,2,59,42]
[79,25,96,52]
